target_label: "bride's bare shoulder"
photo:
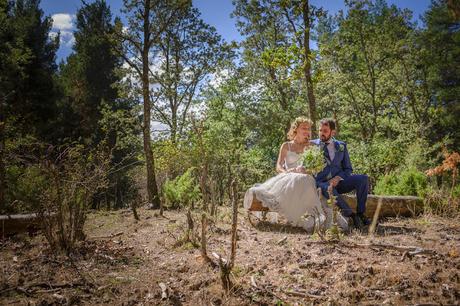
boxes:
[281,141,292,149]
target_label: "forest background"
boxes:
[0,0,459,252]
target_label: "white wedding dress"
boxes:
[244,144,348,232]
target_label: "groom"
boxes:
[311,118,370,229]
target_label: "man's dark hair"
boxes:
[319,118,336,130]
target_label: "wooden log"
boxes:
[0,213,43,237]
[248,194,424,218]
[341,194,424,218]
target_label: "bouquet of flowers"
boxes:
[301,146,325,175]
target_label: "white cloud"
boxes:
[61,31,75,47]
[51,13,74,31]
[50,14,76,48]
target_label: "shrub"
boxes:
[374,168,428,197]
[349,138,405,187]
[13,143,111,254]
[5,165,48,213]
[163,168,201,209]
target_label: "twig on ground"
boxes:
[344,242,438,257]
[250,275,258,288]
[369,197,383,235]
[277,236,288,245]
[89,231,124,239]
[0,282,86,296]
[282,289,324,299]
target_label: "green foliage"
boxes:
[374,168,428,197]
[150,3,230,143]
[349,138,405,185]
[5,164,47,213]
[419,0,460,151]
[452,184,460,199]
[59,0,123,144]
[239,147,274,190]
[1,0,59,141]
[2,0,459,218]
[6,141,110,252]
[163,168,201,209]
[56,1,140,210]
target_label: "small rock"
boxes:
[52,293,65,301]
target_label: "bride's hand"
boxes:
[295,166,307,174]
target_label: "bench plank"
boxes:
[247,194,424,218]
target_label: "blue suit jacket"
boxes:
[310,138,353,183]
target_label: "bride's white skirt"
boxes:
[244,173,348,232]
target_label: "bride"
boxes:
[244,117,348,232]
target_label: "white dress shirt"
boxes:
[326,140,335,161]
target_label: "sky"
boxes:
[40,0,432,62]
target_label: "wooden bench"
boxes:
[247,193,424,218]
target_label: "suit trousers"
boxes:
[317,174,369,217]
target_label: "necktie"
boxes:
[323,142,331,161]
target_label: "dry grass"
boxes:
[1,207,459,305]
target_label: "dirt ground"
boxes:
[1,207,459,305]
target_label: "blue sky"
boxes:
[41,0,432,62]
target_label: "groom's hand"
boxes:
[328,176,342,187]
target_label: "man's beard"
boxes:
[320,134,332,142]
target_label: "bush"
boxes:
[423,186,460,217]
[348,134,434,188]
[374,168,428,197]
[163,168,201,209]
[452,184,460,199]
[5,165,49,213]
[349,138,405,186]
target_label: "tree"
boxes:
[233,0,300,131]
[0,0,59,212]
[150,4,229,143]
[59,0,141,210]
[316,0,416,140]
[194,67,274,205]
[418,0,460,150]
[279,0,323,137]
[233,0,323,136]
[116,0,186,208]
[59,0,123,143]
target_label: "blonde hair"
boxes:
[287,116,312,140]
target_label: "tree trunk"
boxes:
[0,123,5,214]
[302,0,317,138]
[115,177,122,209]
[200,212,211,263]
[171,109,177,144]
[229,180,238,269]
[142,0,160,209]
[0,96,5,213]
[132,200,140,221]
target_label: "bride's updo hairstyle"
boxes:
[287,116,312,140]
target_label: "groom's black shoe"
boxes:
[357,213,371,226]
[350,213,364,230]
